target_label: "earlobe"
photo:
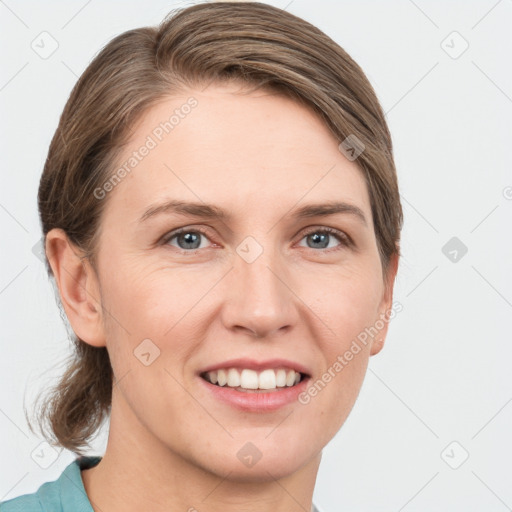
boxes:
[370,338,384,356]
[45,228,106,347]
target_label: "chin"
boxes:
[194,436,320,483]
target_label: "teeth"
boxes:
[204,368,303,390]
[217,369,227,386]
[240,369,259,389]
[285,370,296,387]
[258,369,276,390]
[276,369,287,387]
[227,368,240,387]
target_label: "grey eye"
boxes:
[298,229,344,250]
[168,231,206,250]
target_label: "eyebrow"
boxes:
[139,199,367,226]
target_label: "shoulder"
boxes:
[0,474,62,512]
[0,455,101,512]
[0,492,43,512]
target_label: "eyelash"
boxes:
[160,226,352,255]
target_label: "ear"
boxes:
[45,228,106,347]
[370,251,399,356]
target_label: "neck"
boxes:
[81,391,321,512]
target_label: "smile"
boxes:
[201,367,304,392]
[198,358,311,411]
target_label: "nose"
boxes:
[220,243,299,339]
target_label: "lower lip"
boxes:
[199,375,310,412]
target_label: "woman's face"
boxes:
[89,82,396,480]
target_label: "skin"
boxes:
[46,82,398,512]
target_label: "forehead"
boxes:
[103,83,371,222]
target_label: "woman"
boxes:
[1,2,402,511]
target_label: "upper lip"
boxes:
[198,358,311,377]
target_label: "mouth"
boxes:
[200,367,308,393]
[198,361,311,411]
[197,358,312,413]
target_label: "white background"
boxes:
[1,0,511,510]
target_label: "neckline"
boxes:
[56,455,102,512]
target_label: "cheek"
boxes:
[98,258,215,379]
[97,263,197,415]
[101,258,192,333]
[308,260,384,344]
[301,263,383,424]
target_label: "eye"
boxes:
[160,225,351,254]
[163,227,213,252]
[297,227,350,251]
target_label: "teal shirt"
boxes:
[1,456,322,512]
[0,456,101,512]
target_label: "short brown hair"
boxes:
[29,1,402,454]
